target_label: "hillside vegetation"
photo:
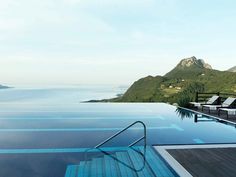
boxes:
[111,56,236,106]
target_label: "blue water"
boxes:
[0,86,236,177]
[0,85,126,104]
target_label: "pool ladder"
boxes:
[95,121,147,148]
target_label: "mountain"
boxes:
[110,56,236,106]
[169,56,212,70]
[0,84,10,89]
[228,66,236,72]
[165,56,212,79]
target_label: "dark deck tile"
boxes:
[168,148,236,177]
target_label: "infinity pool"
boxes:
[0,103,236,177]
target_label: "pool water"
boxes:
[1,87,236,176]
[64,146,179,177]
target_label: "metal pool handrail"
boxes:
[95,121,146,148]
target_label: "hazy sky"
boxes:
[0,0,236,86]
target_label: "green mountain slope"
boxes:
[114,56,236,105]
[118,76,166,102]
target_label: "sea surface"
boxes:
[1,85,236,177]
[0,85,127,104]
[0,85,129,177]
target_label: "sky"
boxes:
[0,0,236,86]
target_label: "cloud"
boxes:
[0,0,115,46]
[63,0,81,5]
[131,31,146,40]
[68,0,154,6]
[0,0,235,85]
[0,18,26,31]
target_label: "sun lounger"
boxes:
[189,95,220,108]
[202,97,236,113]
[218,108,236,119]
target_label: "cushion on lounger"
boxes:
[220,108,236,115]
[189,102,201,107]
[222,97,236,107]
[206,95,219,104]
[203,105,222,110]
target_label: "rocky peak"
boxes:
[178,56,212,69]
[228,66,236,72]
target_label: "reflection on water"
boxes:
[0,87,236,177]
[0,85,128,177]
[175,107,195,119]
[84,146,147,173]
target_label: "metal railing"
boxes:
[95,121,146,148]
[82,121,147,175]
[84,146,147,172]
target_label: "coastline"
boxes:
[0,85,12,89]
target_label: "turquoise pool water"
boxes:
[64,146,179,177]
[0,87,236,176]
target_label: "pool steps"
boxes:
[64,146,178,177]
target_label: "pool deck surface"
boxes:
[168,147,236,177]
[154,144,236,177]
[151,107,236,177]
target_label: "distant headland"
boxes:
[88,56,236,106]
[0,84,12,89]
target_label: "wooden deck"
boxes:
[168,148,236,177]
